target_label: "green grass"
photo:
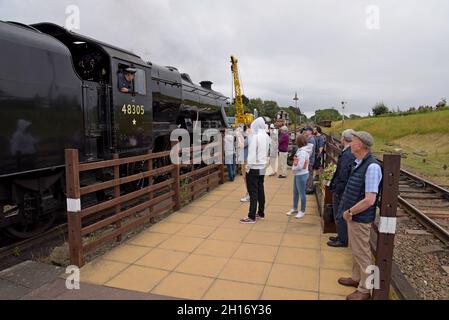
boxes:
[325,110,449,185]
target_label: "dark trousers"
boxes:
[247,169,265,220]
[306,163,315,192]
[333,192,348,244]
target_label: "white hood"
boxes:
[247,117,270,170]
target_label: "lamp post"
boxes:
[341,101,346,129]
[293,92,300,134]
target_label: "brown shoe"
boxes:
[346,290,371,300]
[338,277,359,288]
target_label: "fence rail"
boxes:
[65,139,225,267]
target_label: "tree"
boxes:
[349,114,361,119]
[436,98,447,110]
[372,102,389,116]
[262,100,281,119]
[313,108,342,122]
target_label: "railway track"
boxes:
[0,223,67,270]
[397,168,449,245]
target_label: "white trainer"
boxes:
[295,211,305,219]
[286,209,298,216]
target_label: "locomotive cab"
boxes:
[32,23,153,158]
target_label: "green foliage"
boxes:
[436,97,447,110]
[349,114,362,119]
[372,102,389,116]
[312,108,342,123]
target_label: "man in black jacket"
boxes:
[327,129,356,247]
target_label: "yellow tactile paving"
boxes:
[79,172,356,300]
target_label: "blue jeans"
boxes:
[292,174,308,212]
[227,164,236,181]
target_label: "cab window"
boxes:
[117,64,146,95]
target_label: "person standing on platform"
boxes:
[268,124,279,177]
[337,131,382,300]
[327,129,356,248]
[313,126,325,176]
[240,117,270,224]
[303,127,316,194]
[286,134,310,219]
[224,129,236,181]
[237,125,251,202]
[278,126,289,178]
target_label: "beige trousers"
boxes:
[348,220,372,294]
[278,152,288,176]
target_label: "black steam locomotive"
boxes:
[0,21,229,238]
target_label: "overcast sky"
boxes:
[1,0,448,116]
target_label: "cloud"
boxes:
[1,0,448,115]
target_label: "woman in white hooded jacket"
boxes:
[240,117,270,224]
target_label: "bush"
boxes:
[372,102,389,116]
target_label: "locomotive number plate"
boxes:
[121,104,145,115]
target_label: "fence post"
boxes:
[171,141,181,211]
[65,149,84,267]
[113,153,122,242]
[372,154,401,300]
[147,150,154,222]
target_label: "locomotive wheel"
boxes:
[4,206,58,240]
[3,188,60,240]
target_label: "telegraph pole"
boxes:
[341,101,346,129]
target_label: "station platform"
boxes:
[75,174,354,300]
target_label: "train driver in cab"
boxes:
[118,67,136,93]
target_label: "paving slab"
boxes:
[12,172,360,300]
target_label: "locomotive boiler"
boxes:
[0,21,229,238]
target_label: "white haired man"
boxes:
[337,131,382,300]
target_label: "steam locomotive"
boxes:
[0,21,229,238]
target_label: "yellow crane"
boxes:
[230,55,253,126]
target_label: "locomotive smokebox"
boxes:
[200,81,213,90]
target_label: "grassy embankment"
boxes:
[324,110,449,185]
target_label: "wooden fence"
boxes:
[321,133,401,300]
[65,141,224,267]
